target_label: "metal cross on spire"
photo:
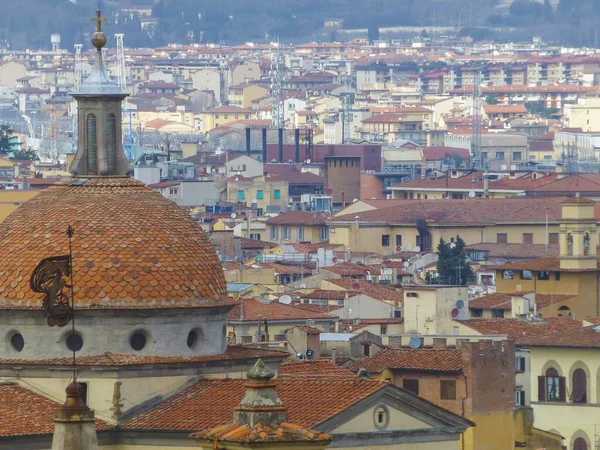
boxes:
[92,10,106,33]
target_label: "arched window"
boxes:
[539,367,565,402]
[107,113,117,173]
[86,113,97,174]
[558,305,571,317]
[574,437,588,450]
[572,369,587,403]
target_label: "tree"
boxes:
[367,25,380,43]
[11,149,38,160]
[0,125,14,154]
[435,236,473,286]
[485,94,499,105]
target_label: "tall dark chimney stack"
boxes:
[262,128,267,162]
[294,128,300,163]
[278,128,284,163]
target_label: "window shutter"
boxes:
[558,377,566,402]
[538,376,546,402]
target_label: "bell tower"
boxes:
[70,10,130,177]
[559,195,598,270]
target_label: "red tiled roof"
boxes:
[484,105,527,114]
[322,262,371,276]
[266,211,328,226]
[519,325,600,348]
[0,345,288,367]
[293,325,322,335]
[527,173,600,194]
[327,279,403,304]
[0,383,111,437]
[347,348,463,373]
[121,378,387,431]
[192,422,331,444]
[468,293,512,310]
[335,197,569,225]
[489,256,565,271]
[279,360,357,380]
[459,317,582,344]
[0,177,228,310]
[228,298,334,322]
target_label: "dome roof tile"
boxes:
[0,177,227,309]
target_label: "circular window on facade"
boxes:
[10,333,24,352]
[187,330,198,348]
[130,331,147,351]
[66,333,83,352]
[373,404,390,430]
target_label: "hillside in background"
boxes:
[0,0,598,50]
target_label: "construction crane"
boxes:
[270,41,285,129]
[471,68,483,170]
[115,33,134,159]
[339,74,354,144]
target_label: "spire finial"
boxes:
[91,10,107,50]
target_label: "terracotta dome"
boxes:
[0,177,227,309]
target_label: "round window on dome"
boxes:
[130,331,147,351]
[66,333,83,352]
[187,330,198,349]
[10,332,24,352]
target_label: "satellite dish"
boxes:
[451,308,460,318]
[409,336,422,349]
[415,246,421,252]
[352,198,358,203]
[306,159,312,164]
[279,295,292,304]
[231,213,237,219]
[456,299,465,309]
[468,190,476,198]
[300,283,307,289]
[331,256,338,263]
[251,264,260,269]
[450,242,456,249]
[501,164,507,171]
[403,261,409,268]
[235,177,239,182]
[511,164,517,171]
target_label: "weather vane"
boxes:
[30,226,76,327]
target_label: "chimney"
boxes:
[51,382,98,450]
[278,127,284,162]
[294,128,300,163]
[331,346,337,365]
[261,128,267,162]
[245,127,251,154]
[432,337,447,349]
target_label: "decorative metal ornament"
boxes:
[30,254,73,327]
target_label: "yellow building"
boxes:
[565,96,600,132]
[491,196,600,318]
[0,190,39,222]
[224,175,289,212]
[330,197,565,255]
[265,211,330,244]
[201,105,254,131]
[390,170,557,200]
[521,325,600,450]
[228,83,269,108]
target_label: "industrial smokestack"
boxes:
[278,128,284,163]
[262,128,267,162]
[294,128,300,163]
[245,127,251,154]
